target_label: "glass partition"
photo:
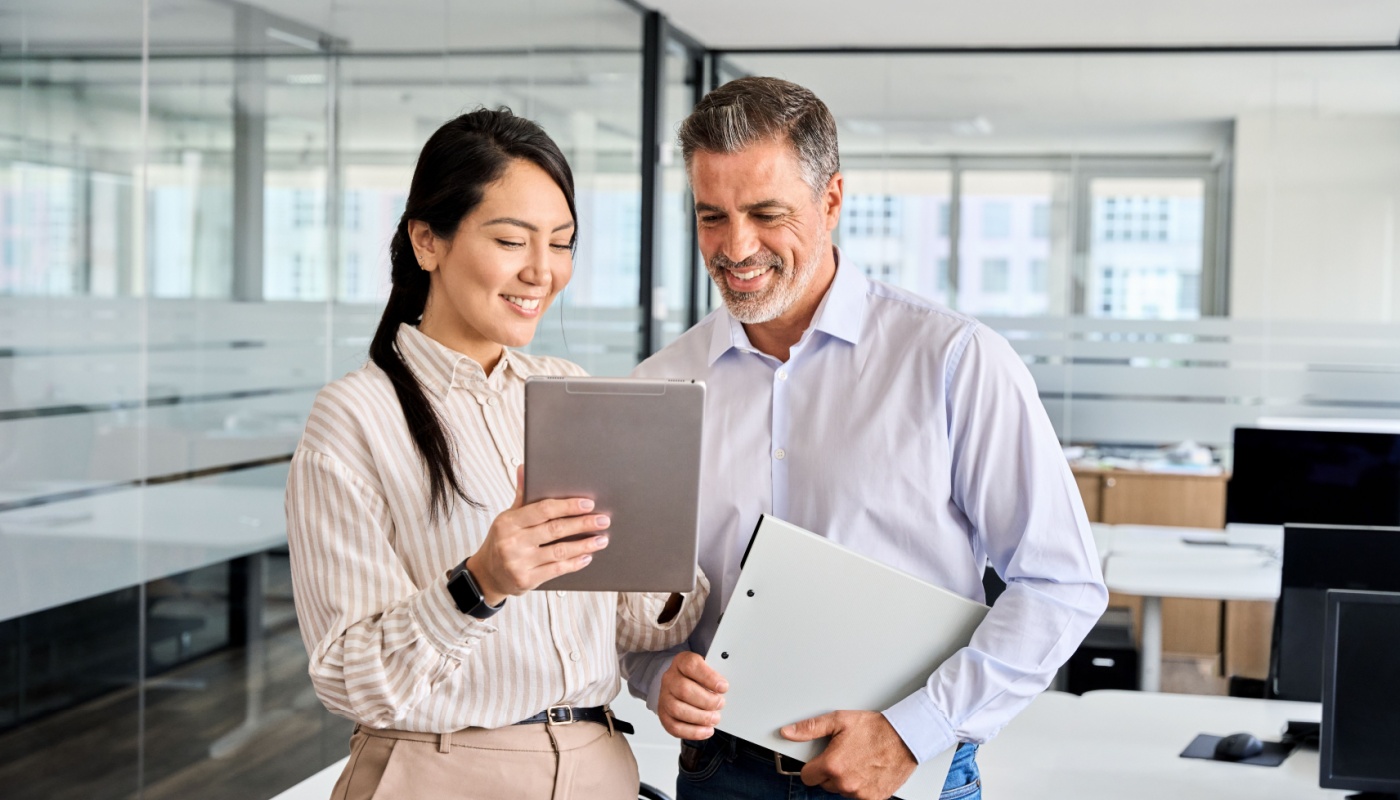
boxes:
[0,0,647,797]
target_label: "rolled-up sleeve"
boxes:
[615,568,710,655]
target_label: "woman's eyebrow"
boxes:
[483,217,574,233]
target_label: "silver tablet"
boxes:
[524,376,705,592]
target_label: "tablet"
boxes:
[523,376,705,592]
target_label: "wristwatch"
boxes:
[447,560,505,619]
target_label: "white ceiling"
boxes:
[729,52,1400,155]
[648,0,1400,49]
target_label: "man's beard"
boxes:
[707,248,820,324]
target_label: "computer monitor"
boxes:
[1273,525,1400,702]
[1320,590,1400,799]
[1227,426,1400,527]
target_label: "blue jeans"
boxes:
[675,731,980,800]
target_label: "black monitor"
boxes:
[1227,426,1400,527]
[1320,590,1400,799]
[1273,525,1400,702]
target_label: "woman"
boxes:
[286,108,707,800]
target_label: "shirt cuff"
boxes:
[408,574,499,659]
[644,652,679,713]
[882,690,957,765]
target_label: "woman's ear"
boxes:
[408,220,439,272]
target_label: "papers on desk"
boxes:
[705,516,988,800]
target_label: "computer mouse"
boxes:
[1214,732,1265,761]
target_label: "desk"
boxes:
[981,690,1343,799]
[273,691,1341,800]
[1099,524,1282,692]
[0,464,289,623]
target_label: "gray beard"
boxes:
[710,249,820,325]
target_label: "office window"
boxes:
[1029,258,1047,294]
[981,201,1011,239]
[1089,178,1205,320]
[982,258,1009,293]
[1032,203,1049,239]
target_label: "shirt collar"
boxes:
[395,323,531,397]
[706,246,867,365]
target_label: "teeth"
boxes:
[733,267,768,281]
[505,295,540,310]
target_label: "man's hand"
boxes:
[780,710,917,800]
[657,651,728,740]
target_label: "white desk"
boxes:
[0,464,289,623]
[1098,523,1283,692]
[273,690,1342,800]
[981,690,1343,799]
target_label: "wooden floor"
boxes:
[0,556,354,800]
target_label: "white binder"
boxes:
[705,515,990,799]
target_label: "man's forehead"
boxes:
[690,142,806,201]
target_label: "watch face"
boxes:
[448,567,484,614]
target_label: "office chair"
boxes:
[639,783,673,800]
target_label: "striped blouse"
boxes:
[286,322,707,732]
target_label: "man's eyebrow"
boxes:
[482,217,574,234]
[741,199,789,211]
[693,200,790,213]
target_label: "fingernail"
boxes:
[579,499,594,511]
[595,515,610,527]
[594,536,610,548]
[717,680,729,692]
[580,554,593,565]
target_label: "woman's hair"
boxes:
[370,107,577,520]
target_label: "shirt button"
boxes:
[556,591,566,598]
[776,370,788,381]
[774,448,786,460]
[569,651,581,662]
[486,396,498,407]
[511,457,521,466]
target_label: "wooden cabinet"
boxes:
[1074,468,1227,529]
[1073,467,1229,664]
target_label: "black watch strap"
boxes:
[447,561,505,619]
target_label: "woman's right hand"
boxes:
[465,465,610,606]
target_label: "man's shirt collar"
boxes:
[706,247,867,365]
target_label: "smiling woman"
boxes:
[412,160,578,376]
[283,108,708,800]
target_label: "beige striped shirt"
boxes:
[287,323,707,732]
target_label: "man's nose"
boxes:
[721,220,761,265]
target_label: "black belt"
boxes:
[514,704,635,735]
[717,730,806,776]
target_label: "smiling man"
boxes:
[622,77,1109,800]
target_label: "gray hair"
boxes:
[678,76,840,196]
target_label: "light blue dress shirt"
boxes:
[623,251,1108,764]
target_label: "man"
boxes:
[623,76,1108,800]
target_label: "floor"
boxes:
[0,555,354,800]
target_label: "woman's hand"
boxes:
[466,466,610,605]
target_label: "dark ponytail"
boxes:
[369,108,577,521]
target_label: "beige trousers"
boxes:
[331,718,640,800]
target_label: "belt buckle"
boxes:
[546,704,575,726]
[773,751,803,777]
